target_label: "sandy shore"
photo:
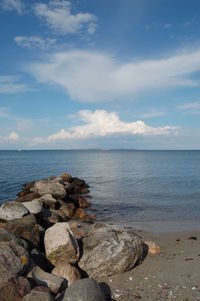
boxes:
[100,229,200,301]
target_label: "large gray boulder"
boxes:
[79,223,143,278]
[44,222,80,265]
[63,278,106,301]
[0,201,29,221]
[22,199,43,214]
[0,241,29,278]
[33,181,66,199]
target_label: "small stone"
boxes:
[145,241,161,255]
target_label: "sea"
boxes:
[0,150,200,232]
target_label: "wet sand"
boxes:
[101,230,200,301]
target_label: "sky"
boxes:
[0,0,200,150]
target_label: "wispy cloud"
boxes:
[0,75,30,94]
[29,48,200,103]
[33,0,97,35]
[139,110,166,119]
[1,0,24,14]
[14,36,56,49]
[45,110,178,142]
[177,101,200,114]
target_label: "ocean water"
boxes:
[0,150,200,232]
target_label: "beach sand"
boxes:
[100,230,200,301]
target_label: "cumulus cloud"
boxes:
[29,48,200,103]
[0,132,19,143]
[1,0,24,14]
[0,75,29,94]
[14,36,56,49]
[33,0,97,35]
[46,110,178,142]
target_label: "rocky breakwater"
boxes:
[0,173,144,301]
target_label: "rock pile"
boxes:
[0,173,144,301]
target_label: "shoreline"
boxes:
[0,173,199,300]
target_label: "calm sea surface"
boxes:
[0,150,200,232]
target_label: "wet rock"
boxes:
[22,200,43,214]
[34,181,66,199]
[22,286,54,301]
[52,262,81,286]
[74,208,88,220]
[79,223,143,277]
[0,242,29,277]
[0,201,29,221]
[77,196,91,209]
[44,222,80,265]
[0,276,31,301]
[71,228,87,240]
[59,201,75,218]
[145,241,161,255]
[32,266,65,294]
[63,278,106,301]
[61,173,72,182]
[5,214,40,248]
[16,192,40,203]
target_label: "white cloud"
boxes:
[33,0,97,35]
[29,48,200,103]
[46,110,178,142]
[14,36,56,49]
[0,75,29,94]
[0,132,19,143]
[1,0,24,14]
[139,110,166,119]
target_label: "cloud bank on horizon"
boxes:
[0,0,200,149]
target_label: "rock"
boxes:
[16,192,40,203]
[71,228,87,240]
[61,173,72,182]
[35,194,58,209]
[63,278,106,301]
[23,286,54,301]
[32,266,65,294]
[0,227,26,247]
[44,222,80,265]
[52,262,81,286]
[59,201,75,218]
[145,241,161,255]
[79,223,143,277]
[0,242,29,277]
[0,201,29,221]
[22,200,43,214]
[34,182,66,199]
[5,214,40,248]
[0,276,31,301]
[74,208,87,220]
[47,210,65,225]
[18,181,35,196]
[77,196,91,208]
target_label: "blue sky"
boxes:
[0,0,200,149]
